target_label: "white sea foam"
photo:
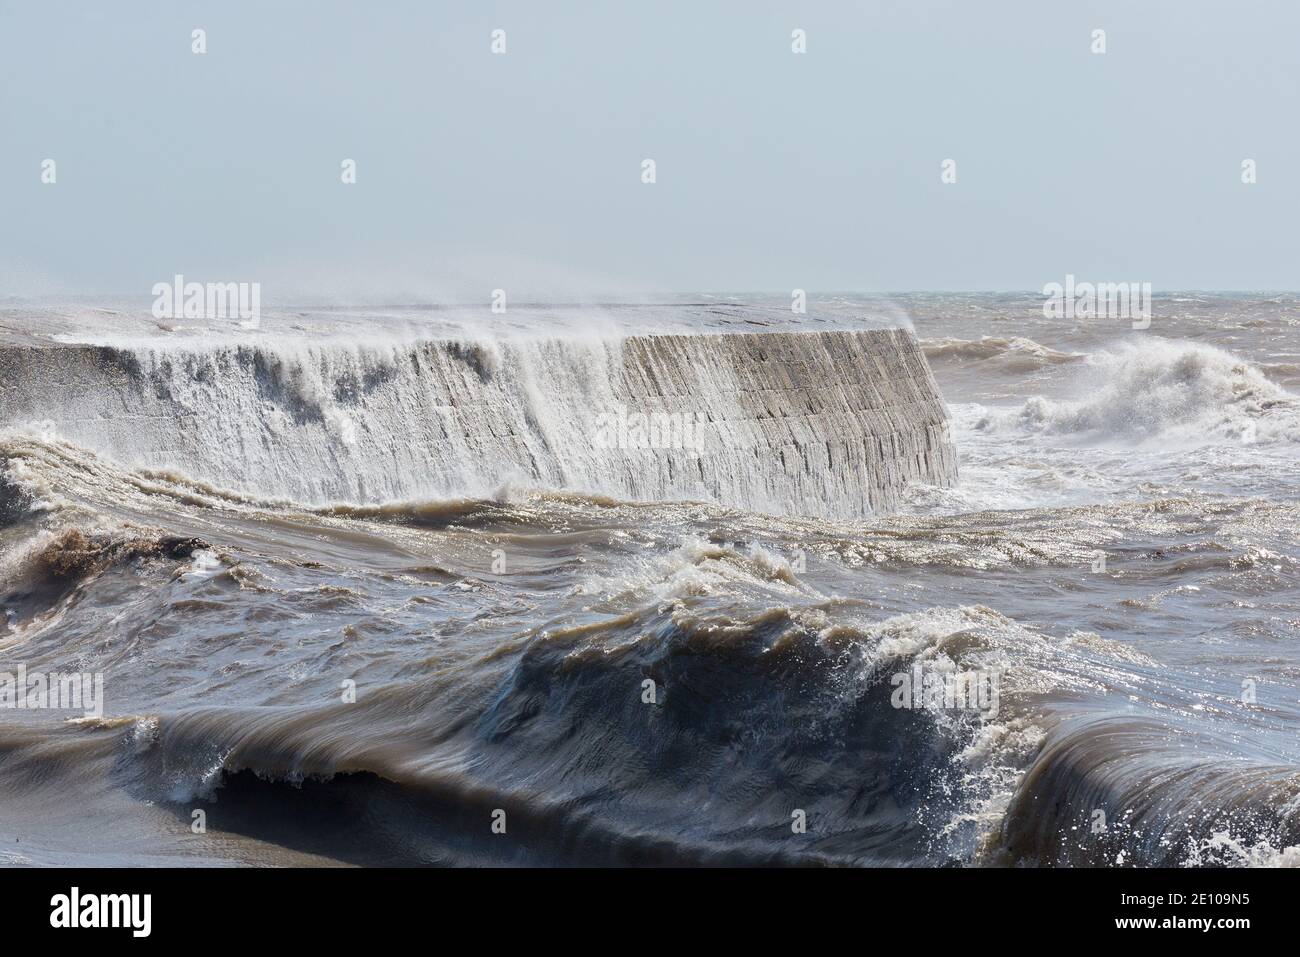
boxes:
[987,340,1297,444]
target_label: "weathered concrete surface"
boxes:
[0,329,956,517]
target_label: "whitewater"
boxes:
[1,292,1298,867]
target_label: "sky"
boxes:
[1,0,1298,301]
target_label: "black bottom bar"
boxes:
[0,866,1275,942]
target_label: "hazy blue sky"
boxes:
[2,0,1297,300]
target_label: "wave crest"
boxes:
[983,340,1297,443]
[923,336,1083,371]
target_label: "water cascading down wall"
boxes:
[0,329,957,518]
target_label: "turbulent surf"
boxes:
[1,293,1298,867]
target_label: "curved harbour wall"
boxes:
[0,328,955,517]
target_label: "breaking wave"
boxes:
[995,713,1300,867]
[981,340,1298,443]
[61,603,1051,866]
[923,336,1083,372]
